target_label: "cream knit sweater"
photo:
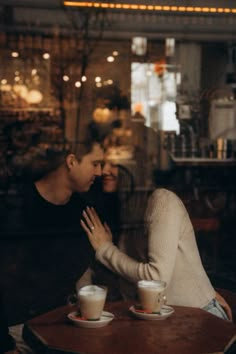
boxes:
[96,188,215,308]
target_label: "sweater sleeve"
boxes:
[95,189,186,285]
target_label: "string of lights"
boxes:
[63,2,236,14]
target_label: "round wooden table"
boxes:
[23,301,236,354]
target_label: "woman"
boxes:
[78,161,134,300]
[80,163,232,321]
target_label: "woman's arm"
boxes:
[81,190,184,284]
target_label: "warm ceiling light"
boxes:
[75,81,82,87]
[43,53,50,60]
[95,76,101,83]
[11,51,19,58]
[107,56,115,62]
[63,75,70,81]
[63,2,236,14]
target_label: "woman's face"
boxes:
[102,162,119,193]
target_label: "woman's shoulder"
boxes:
[149,188,180,202]
[147,188,186,213]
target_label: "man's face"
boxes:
[70,143,104,192]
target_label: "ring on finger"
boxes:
[90,225,95,231]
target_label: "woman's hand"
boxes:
[215,291,233,321]
[81,207,113,251]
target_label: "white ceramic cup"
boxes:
[137,280,167,313]
[78,285,107,320]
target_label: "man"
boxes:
[3,136,104,352]
[23,139,104,233]
[20,138,105,304]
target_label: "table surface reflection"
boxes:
[23,301,236,354]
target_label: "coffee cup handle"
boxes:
[67,293,78,306]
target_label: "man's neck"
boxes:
[35,171,72,205]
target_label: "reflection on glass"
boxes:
[131,62,180,133]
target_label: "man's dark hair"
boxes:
[11,124,104,181]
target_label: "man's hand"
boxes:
[81,207,113,251]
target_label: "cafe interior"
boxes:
[0,0,236,327]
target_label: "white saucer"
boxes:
[68,311,114,328]
[129,305,174,320]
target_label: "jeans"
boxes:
[9,324,34,353]
[203,298,229,320]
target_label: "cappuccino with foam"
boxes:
[137,280,167,313]
[78,285,107,320]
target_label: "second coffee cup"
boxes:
[137,280,167,313]
[78,285,107,320]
